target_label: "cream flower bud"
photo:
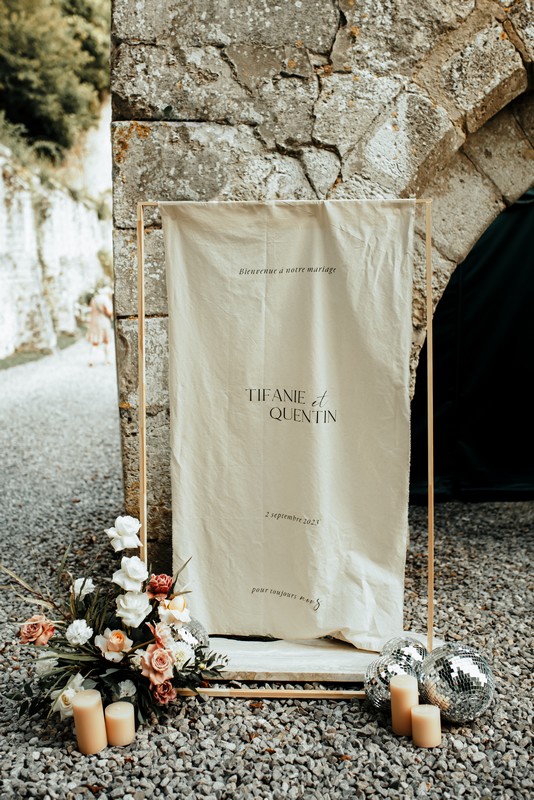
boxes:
[158,594,191,627]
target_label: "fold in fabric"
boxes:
[161,199,415,651]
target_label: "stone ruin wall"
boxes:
[110,0,534,566]
[0,147,111,360]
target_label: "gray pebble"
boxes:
[1,342,533,800]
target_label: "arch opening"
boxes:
[410,186,534,503]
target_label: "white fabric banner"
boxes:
[161,199,415,651]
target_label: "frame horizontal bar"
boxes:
[137,199,432,208]
[175,687,366,699]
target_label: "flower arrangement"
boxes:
[2,516,227,724]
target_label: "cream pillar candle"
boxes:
[411,705,442,748]
[105,701,136,746]
[71,690,108,755]
[390,674,419,736]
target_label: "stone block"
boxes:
[112,44,261,124]
[255,77,318,150]
[119,404,172,571]
[439,23,527,132]
[112,0,339,52]
[463,107,534,204]
[313,72,403,156]
[115,317,169,409]
[114,228,167,318]
[411,229,456,338]
[299,148,341,198]
[332,0,475,74]
[508,0,534,62]
[225,42,314,91]
[418,152,505,264]
[512,92,534,145]
[330,174,398,200]
[112,122,315,229]
[341,86,465,196]
[112,43,318,150]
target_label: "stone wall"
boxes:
[111,0,534,566]
[0,147,112,360]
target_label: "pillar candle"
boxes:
[411,704,442,748]
[105,701,136,747]
[71,690,108,755]
[390,674,419,736]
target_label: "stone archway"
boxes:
[111,0,534,563]
[407,93,533,390]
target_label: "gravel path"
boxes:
[0,339,532,799]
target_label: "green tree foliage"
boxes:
[61,0,110,94]
[0,0,110,159]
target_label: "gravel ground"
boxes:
[0,339,532,799]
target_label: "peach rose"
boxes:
[94,628,133,662]
[19,614,55,646]
[146,621,174,651]
[140,643,174,685]
[152,680,177,705]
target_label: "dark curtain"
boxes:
[410,187,534,503]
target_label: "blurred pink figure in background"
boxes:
[86,285,113,366]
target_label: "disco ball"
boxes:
[364,653,419,712]
[381,636,428,676]
[184,616,209,648]
[419,643,495,724]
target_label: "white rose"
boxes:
[158,595,191,627]
[130,650,145,671]
[106,516,142,552]
[115,591,152,628]
[50,673,85,719]
[35,653,59,677]
[112,556,149,592]
[65,619,94,646]
[118,679,137,698]
[71,577,96,600]
[51,688,77,719]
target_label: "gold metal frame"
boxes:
[135,199,434,697]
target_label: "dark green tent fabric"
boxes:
[410,187,534,503]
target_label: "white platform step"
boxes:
[211,632,433,683]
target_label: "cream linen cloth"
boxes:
[161,199,415,651]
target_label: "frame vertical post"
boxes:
[136,202,148,563]
[425,200,435,652]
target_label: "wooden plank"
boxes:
[136,202,148,563]
[176,687,366,699]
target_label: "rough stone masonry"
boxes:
[111,0,534,566]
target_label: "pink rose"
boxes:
[152,680,177,705]
[146,621,172,651]
[140,643,174,685]
[19,615,55,646]
[146,573,174,601]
